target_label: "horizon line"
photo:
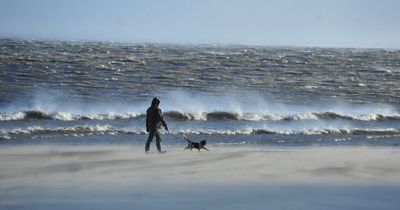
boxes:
[1,35,399,51]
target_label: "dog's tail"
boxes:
[182,134,191,143]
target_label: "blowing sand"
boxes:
[1,145,399,210]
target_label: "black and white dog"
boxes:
[182,134,209,151]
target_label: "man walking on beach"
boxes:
[145,97,168,153]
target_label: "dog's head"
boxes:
[200,140,207,146]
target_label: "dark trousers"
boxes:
[145,129,162,152]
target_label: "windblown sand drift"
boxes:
[1,146,400,185]
[1,146,400,210]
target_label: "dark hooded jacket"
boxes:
[146,98,167,131]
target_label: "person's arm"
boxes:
[158,109,168,130]
[146,118,150,132]
[145,111,150,132]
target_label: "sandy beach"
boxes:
[1,0,400,209]
[1,145,399,210]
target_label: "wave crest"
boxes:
[0,111,142,121]
[2,126,399,139]
[1,110,399,122]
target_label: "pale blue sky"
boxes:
[0,0,399,48]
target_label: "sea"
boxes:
[1,38,400,148]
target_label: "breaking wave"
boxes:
[177,128,400,135]
[2,126,400,139]
[0,111,141,121]
[1,110,400,122]
[165,111,400,121]
[0,125,145,138]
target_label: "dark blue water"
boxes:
[1,38,400,147]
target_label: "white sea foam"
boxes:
[1,125,400,137]
[1,124,121,136]
[0,112,26,121]
[52,112,75,121]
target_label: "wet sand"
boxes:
[1,145,399,210]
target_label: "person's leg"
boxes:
[145,129,156,152]
[155,130,162,152]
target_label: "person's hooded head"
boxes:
[151,97,160,107]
